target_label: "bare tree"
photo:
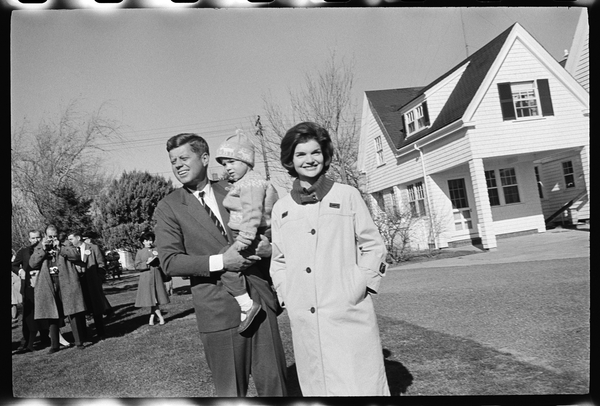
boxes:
[256,52,361,190]
[11,100,121,248]
[370,203,420,263]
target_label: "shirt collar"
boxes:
[187,182,213,200]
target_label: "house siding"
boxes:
[537,150,589,222]
[470,39,589,159]
[572,36,589,92]
[362,108,406,193]
[484,159,546,234]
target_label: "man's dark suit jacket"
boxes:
[12,244,35,298]
[154,180,280,333]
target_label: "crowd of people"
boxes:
[12,121,391,397]
[11,227,115,353]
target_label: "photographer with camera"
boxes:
[29,225,89,352]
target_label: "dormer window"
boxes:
[403,101,430,137]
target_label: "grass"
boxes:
[10,269,590,398]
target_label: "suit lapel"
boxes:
[180,187,229,244]
[212,181,233,241]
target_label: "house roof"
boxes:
[365,87,423,146]
[366,23,515,150]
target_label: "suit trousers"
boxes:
[199,304,288,397]
[68,313,87,345]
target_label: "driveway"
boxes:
[374,228,590,380]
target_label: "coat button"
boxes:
[310,229,316,235]
[310,307,315,313]
[306,267,311,273]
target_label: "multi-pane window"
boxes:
[374,136,384,166]
[485,170,501,206]
[562,161,575,188]
[406,111,415,134]
[448,179,469,209]
[407,182,427,217]
[403,102,430,136]
[499,168,521,204]
[534,166,544,199]
[498,79,554,121]
[512,81,539,118]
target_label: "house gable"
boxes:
[463,23,589,124]
[564,8,589,92]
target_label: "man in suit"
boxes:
[11,229,50,353]
[29,224,89,352]
[154,133,287,397]
[67,231,109,341]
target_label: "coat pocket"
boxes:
[349,264,369,306]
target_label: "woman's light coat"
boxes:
[270,182,389,396]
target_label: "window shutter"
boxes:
[422,101,430,126]
[400,113,407,138]
[498,83,516,120]
[537,79,554,117]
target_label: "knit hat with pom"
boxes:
[215,129,255,167]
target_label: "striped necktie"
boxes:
[199,191,228,240]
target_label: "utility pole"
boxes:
[255,115,270,180]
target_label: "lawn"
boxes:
[10,269,590,399]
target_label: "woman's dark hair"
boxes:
[166,133,210,157]
[280,122,334,178]
[139,231,156,244]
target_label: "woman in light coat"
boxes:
[270,122,390,396]
[134,232,169,325]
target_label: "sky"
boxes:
[10,7,585,187]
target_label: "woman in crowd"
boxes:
[134,232,169,326]
[269,122,390,396]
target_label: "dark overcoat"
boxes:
[64,242,108,315]
[29,244,87,319]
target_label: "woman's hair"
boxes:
[139,231,156,244]
[280,122,334,178]
[166,133,210,157]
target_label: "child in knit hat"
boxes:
[215,129,279,333]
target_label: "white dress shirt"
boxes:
[190,183,225,273]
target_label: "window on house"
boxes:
[512,81,539,117]
[485,170,501,206]
[448,179,469,209]
[498,79,554,121]
[374,136,384,166]
[534,166,544,199]
[499,168,521,204]
[407,181,427,217]
[562,161,575,188]
[403,101,430,136]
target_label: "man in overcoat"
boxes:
[29,225,88,351]
[67,231,109,341]
[154,132,287,397]
[11,229,50,352]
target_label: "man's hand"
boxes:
[254,235,272,258]
[222,244,257,272]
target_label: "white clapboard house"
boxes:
[357,21,589,251]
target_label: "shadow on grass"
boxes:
[276,351,412,397]
[383,348,414,395]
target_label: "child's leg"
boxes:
[221,271,254,317]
